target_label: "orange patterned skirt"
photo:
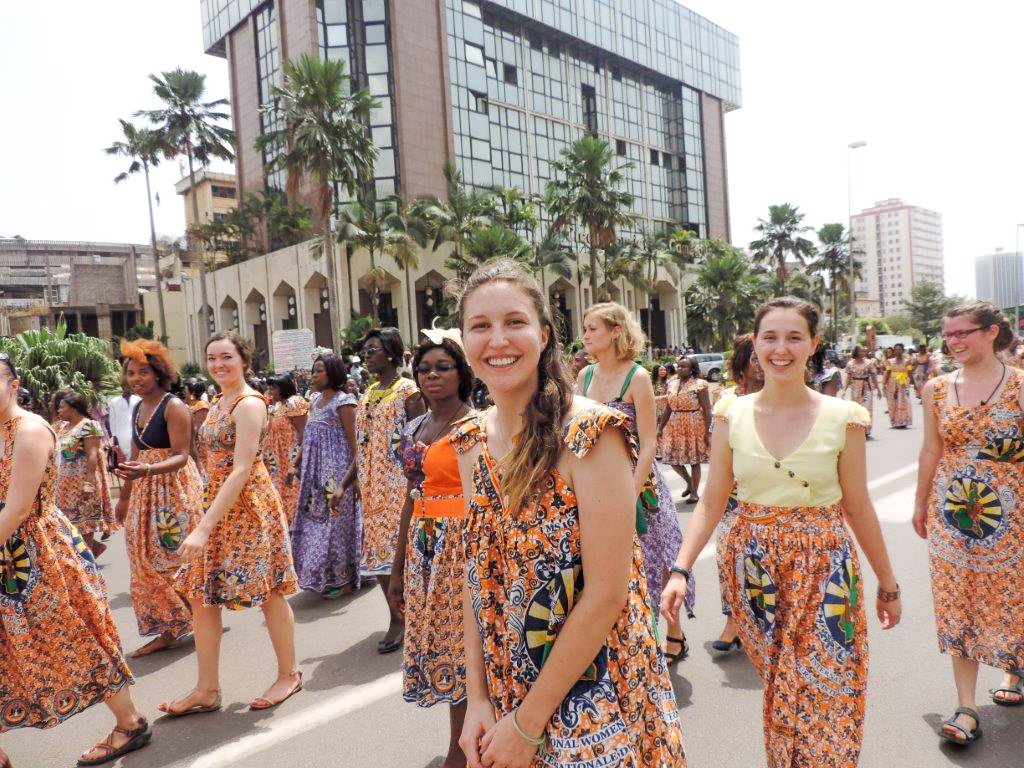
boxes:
[660,409,708,465]
[0,511,132,731]
[124,448,203,637]
[56,460,116,537]
[723,502,867,768]
[176,460,297,610]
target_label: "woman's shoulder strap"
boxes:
[451,412,486,454]
[563,403,630,459]
[228,392,267,413]
[582,364,595,396]
[618,363,641,399]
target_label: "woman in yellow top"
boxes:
[662,297,902,768]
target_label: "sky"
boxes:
[2,1,1022,298]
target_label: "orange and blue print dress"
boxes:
[398,414,467,707]
[453,406,686,767]
[0,416,132,731]
[715,392,871,768]
[927,370,1024,674]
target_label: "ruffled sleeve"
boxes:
[562,405,631,459]
[845,400,872,430]
[450,414,485,454]
[80,419,104,439]
[712,392,738,423]
[336,392,358,408]
[284,395,310,417]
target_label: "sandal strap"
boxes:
[953,707,980,722]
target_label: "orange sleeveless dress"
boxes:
[177,393,297,609]
[0,416,132,731]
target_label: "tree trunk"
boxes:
[318,176,342,351]
[588,240,598,305]
[370,252,381,324]
[404,259,415,341]
[143,162,167,342]
[187,149,211,347]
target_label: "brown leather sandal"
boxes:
[250,671,303,710]
[76,717,151,766]
[157,690,222,717]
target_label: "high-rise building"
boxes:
[974,249,1023,311]
[190,0,740,362]
[850,198,944,318]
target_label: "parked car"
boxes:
[688,352,725,381]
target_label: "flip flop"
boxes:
[939,707,982,746]
[990,678,1024,706]
[250,672,303,710]
[77,718,152,766]
[158,691,222,718]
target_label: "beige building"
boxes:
[175,170,238,229]
[851,199,944,318]
[190,0,741,363]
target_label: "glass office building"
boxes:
[196,0,740,346]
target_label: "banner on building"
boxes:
[272,328,316,372]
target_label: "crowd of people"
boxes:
[1,257,1022,767]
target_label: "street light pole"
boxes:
[847,141,867,348]
[1016,223,1024,333]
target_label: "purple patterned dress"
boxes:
[291,390,361,593]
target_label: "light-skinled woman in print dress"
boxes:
[455,260,685,768]
[163,332,300,717]
[663,297,902,768]
[389,333,473,768]
[578,302,690,665]
[113,340,203,659]
[345,328,423,655]
[0,354,152,767]
[913,301,1024,747]
[658,357,711,502]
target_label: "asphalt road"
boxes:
[7,398,1024,767]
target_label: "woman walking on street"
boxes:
[579,302,690,664]
[845,346,880,438]
[389,332,473,768]
[0,354,152,767]
[292,355,360,598]
[912,343,932,400]
[913,301,1024,746]
[454,260,685,767]
[659,357,711,503]
[346,328,423,654]
[55,390,115,558]
[712,333,763,653]
[265,374,309,525]
[164,332,300,716]
[113,340,203,658]
[885,344,913,428]
[662,297,902,768]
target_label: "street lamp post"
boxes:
[1016,223,1024,333]
[847,141,867,347]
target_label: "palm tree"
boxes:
[686,241,768,351]
[458,226,531,281]
[491,186,538,236]
[807,223,863,343]
[749,203,816,291]
[104,119,169,341]
[415,162,495,271]
[337,195,418,325]
[137,68,234,346]
[255,54,377,348]
[526,224,574,294]
[546,136,635,300]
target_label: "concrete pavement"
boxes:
[7,399,1024,767]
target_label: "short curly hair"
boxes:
[120,339,178,390]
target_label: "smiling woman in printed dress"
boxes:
[163,332,300,716]
[663,297,902,768]
[454,259,685,768]
[0,354,151,767]
[113,339,203,659]
[913,301,1024,747]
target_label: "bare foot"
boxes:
[250,671,302,709]
[157,689,221,716]
[993,673,1023,704]
[129,632,186,658]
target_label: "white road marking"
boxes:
[163,672,403,768]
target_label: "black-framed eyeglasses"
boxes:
[361,345,384,356]
[416,362,457,376]
[940,327,986,342]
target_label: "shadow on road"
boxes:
[922,705,1024,766]
[301,633,402,691]
[705,642,761,692]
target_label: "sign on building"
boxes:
[272,328,316,372]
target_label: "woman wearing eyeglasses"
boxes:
[344,328,424,654]
[883,343,913,428]
[914,301,1024,747]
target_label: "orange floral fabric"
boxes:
[190,402,210,478]
[453,406,686,767]
[356,377,418,576]
[0,416,133,731]
[845,359,875,437]
[265,395,309,524]
[55,419,115,536]
[177,393,297,609]
[660,378,708,464]
[885,361,913,428]
[927,372,1024,673]
[125,447,203,638]
[723,501,867,767]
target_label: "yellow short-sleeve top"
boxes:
[713,392,870,508]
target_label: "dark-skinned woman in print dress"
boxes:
[914,301,1024,747]
[0,354,151,767]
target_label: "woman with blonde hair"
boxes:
[914,301,1024,746]
[114,339,203,658]
[455,261,685,767]
[579,301,690,664]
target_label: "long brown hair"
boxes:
[456,259,573,513]
[945,300,1015,352]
